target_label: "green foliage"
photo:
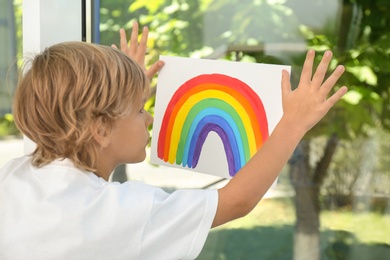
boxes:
[100,0,390,140]
[0,113,20,137]
[296,0,390,140]
[13,0,23,62]
[100,0,208,60]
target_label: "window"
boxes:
[3,0,389,259]
[99,1,390,259]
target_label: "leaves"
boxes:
[99,0,390,137]
[0,114,20,137]
[129,0,165,13]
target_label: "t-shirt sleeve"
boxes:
[139,188,218,260]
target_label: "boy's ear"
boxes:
[91,117,111,148]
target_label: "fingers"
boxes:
[136,26,148,63]
[281,69,292,95]
[115,22,149,67]
[300,49,315,85]
[145,60,165,80]
[299,50,342,96]
[119,28,129,54]
[280,49,347,133]
[325,86,348,108]
[311,50,333,86]
[320,65,345,96]
[113,22,163,80]
[118,22,144,58]
[129,21,139,55]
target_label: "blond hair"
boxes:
[13,42,148,172]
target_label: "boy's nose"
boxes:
[147,112,154,126]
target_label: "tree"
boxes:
[288,0,390,259]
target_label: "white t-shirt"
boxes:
[0,156,218,260]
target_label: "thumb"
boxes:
[281,69,292,95]
[145,60,165,80]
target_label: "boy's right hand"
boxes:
[280,49,347,137]
[212,49,347,228]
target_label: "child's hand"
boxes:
[281,49,347,136]
[111,21,164,80]
[213,49,347,228]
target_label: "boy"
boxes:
[0,23,347,259]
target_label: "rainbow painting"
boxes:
[157,73,268,177]
[150,56,290,179]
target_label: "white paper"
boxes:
[150,56,290,179]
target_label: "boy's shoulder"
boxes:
[0,155,31,178]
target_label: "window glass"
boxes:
[3,0,388,259]
[100,1,390,259]
[0,0,20,116]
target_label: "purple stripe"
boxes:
[192,123,236,177]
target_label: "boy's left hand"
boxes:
[112,21,164,80]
